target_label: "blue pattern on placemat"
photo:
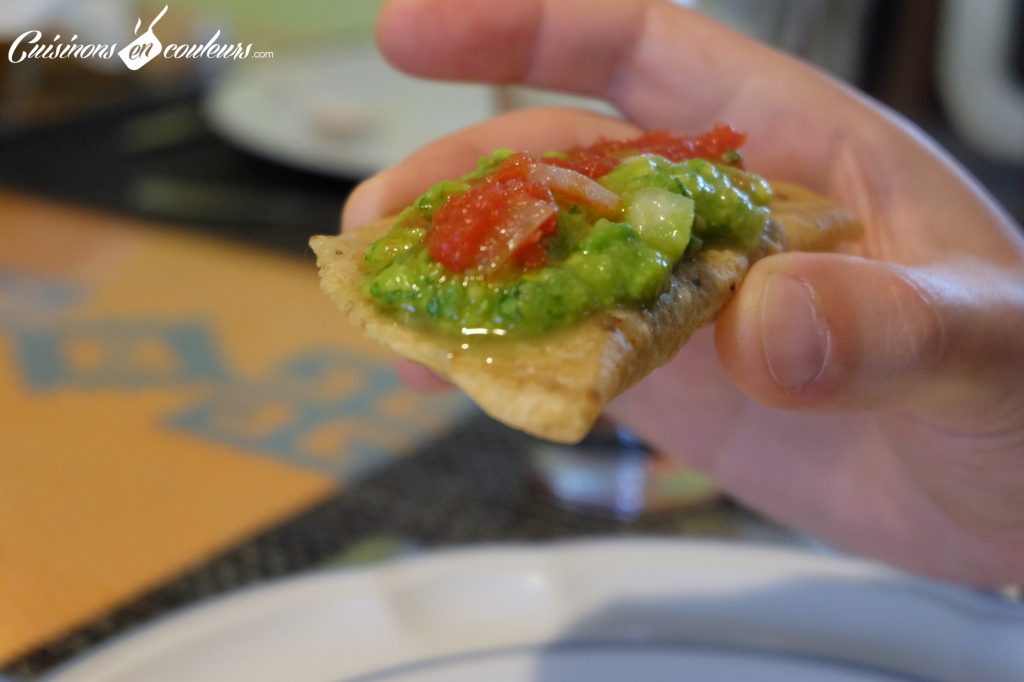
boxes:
[0,269,85,329]
[164,348,471,478]
[14,319,228,389]
[2,261,469,478]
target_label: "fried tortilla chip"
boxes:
[310,181,860,443]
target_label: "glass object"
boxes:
[529,420,719,520]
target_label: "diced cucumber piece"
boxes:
[624,186,695,261]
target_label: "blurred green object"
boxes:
[145,0,385,51]
[324,536,417,567]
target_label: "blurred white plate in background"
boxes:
[204,45,620,179]
[46,538,1023,682]
[203,45,496,178]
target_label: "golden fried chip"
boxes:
[310,180,860,443]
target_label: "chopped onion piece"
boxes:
[529,163,620,215]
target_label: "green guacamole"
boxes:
[362,150,772,337]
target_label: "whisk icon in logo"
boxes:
[118,4,168,71]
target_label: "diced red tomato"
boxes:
[549,123,747,178]
[512,241,549,270]
[426,158,557,273]
[489,152,533,183]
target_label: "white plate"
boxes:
[203,45,620,179]
[203,45,497,178]
[46,538,1024,682]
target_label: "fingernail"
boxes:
[761,273,829,391]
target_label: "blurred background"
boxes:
[1,0,1022,678]
[0,0,1021,249]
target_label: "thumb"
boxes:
[715,252,1024,426]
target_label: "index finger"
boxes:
[376,0,878,188]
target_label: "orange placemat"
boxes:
[0,191,469,662]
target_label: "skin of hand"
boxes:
[341,0,1024,587]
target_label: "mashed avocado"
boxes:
[362,149,771,337]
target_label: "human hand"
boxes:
[342,0,1024,586]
